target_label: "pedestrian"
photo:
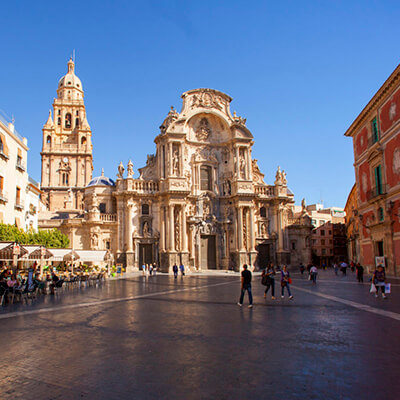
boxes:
[299,263,305,275]
[261,263,276,299]
[172,263,178,279]
[350,261,355,273]
[149,264,153,276]
[179,263,185,277]
[152,263,157,276]
[237,264,253,308]
[310,264,318,284]
[141,263,146,276]
[280,265,293,299]
[340,261,348,276]
[356,263,364,283]
[333,262,339,276]
[372,265,387,299]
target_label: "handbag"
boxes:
[385,283,391,293]
[288,278,292,284]
[261,275,271,286]
[370,283,377,293]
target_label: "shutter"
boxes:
[0,133,9,157]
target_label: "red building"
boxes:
[345,64,400,275]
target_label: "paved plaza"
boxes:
[1,270,400,400]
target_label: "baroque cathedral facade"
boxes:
[39,60,311,272]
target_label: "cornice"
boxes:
[344,63,400,137]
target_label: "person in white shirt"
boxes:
[310,265,318,284]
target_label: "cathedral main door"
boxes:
[200,235,216,269]
[139,244,153,266]
[257,243,270,269]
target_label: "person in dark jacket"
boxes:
[238,264,253,308]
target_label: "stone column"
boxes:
[126,203,133,252]
[246,147,251,180]
[169,204,175,251]
[235,146,240,177]
[249,207,255,252]
[182,206,188,252]
[160,206,165,251]
[237,206,244,251]
[168,142,173,176]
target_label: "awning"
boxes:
[0,242,28,261]
[47,248,74,261]
[63,250,80,262]
[75,250,110,263]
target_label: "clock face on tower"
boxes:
[63,157,69,163]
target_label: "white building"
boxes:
[0,112,40,230]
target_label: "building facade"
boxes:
[0,114,35,229]
[40,58,93,212]
[344,184,360,264]
[345,64,400,275]
[39,62,312,271]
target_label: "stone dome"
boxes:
[58,58,83,92]
[87,170,115,187]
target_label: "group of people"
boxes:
[141,263,158,276]
[172,263,185,278]
[238,263,293,308]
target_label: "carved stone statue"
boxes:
[173,150,179,175]
[91,233,99,249]
[143,221,149,236]
[239,154,246,179]
[195,118,211,141]
[91,193,98,212]
[117,161,125,179]
[127,160,134,177]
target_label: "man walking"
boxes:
[172,263,178,279]
[238,264,253,308]
[356,263,364,282]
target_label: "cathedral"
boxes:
[39,59,311,272]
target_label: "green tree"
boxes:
[0,224,69,248]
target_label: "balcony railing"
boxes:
[366,184,387,201]
[130,180,159,193]
[100,213,117,222]
[15,199,24,210]
[0,190,8,203]
[16,160,26,172]
[254,185,275,197]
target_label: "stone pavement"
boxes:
[0,269,399,400]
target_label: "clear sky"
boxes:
[1,0,399,208]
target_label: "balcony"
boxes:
[16,160,26,172]
[0,190,8,203]
[366,184,387,201]
[15,199,24,210]
[100,213,117,222]
[254,185,275,197]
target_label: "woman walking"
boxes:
[280,265,293,300]
[373,265,387,299]
[261,263,276,300]
[309,265,318,284]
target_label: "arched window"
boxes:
[62,173,69,186]
[200,165,212,191]
[142,204,149,215]
[0,138,3,153]
[57,117,61,126]
[260,207,266,218]
[378,207,384,222]
[46,136,51,144]
[75,118,80,128]
[81,137,86,145]
[65,113,72,128]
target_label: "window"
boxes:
[75,118,80,128]
[99,203,106,213]
[291,242,296,250]
[322,249,326,255]
[57,117,61,125]
[376,240,384,257]
[46,136,51,144]
[378,207,384,222]
[321,230,325,236]
[372,117,379,143]
[81,137,86,145]
[321,239,325,245]
[76,111,79,116]
[65,113,72,128]
[374,165,383,195]
[329,230,332,235]
[16,187,21,205]
[330,249,333,255]
[142,204,149,215]
[200,165,212,191]
[0,138,3,153]
[0,176,3,195]
[105,241,110,250]
[62,173,69,186]
[260,207,266,218]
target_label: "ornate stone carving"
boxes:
[174,208,180,251]
[191,91,224,110]
[127,160,134,178]
[252,159,265,184]
[274,166,287,186]
[233,111,247,126]
[160,106,179,134]
[195,118,211,141]
[117,161,124,179]
[393,148,400,175]
[389,102,397,121]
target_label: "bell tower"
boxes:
[40,58,93,211]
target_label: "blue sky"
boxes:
[1,0,399,207]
